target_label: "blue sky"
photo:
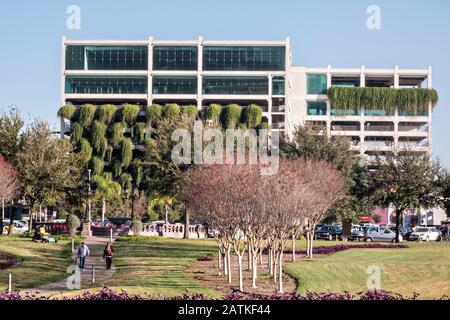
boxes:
[0,0,449,166]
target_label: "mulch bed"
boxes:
[0,252,18,270]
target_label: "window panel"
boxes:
[307,74,328,94]
[152,76,197,94]
[65,76,147,94]
[153,46,198,70]
[203,46,285,71]
[66,46,148,70]
[307,101,327,116]
[202,76,268,95]
[272,77,285,95]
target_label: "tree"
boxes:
[0,155,20,234]
[15,121,83,234]
[367,153,442,242]
[437,169,450,218]
[0,107,24,162]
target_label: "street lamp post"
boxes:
[87,169,92,223]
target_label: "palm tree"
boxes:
[92,175,122,223]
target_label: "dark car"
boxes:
[315,225,335,240]
[350,226,366,241]
[389,226,413,240]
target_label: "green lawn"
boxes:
[103,238,222,297]
[0,236,73,291]
[284,242,450,299]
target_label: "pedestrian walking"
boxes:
[77,241,90,271]
[103,243,114,270]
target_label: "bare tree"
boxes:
[0,155,20,234]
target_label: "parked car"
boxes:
[365,226,402,242]
[409,227,441,242]
[2,221,28,235]
[389,226,413,241]
[315,225,335,240]
[350,226,366,241]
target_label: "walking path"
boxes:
[29,236,116,294]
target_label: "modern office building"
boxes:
[60,37,435,160]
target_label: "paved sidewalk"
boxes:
[29,236,116,294]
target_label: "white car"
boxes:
[409,227,441,242]
[2,221,28,235]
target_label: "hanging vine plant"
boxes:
[120,138,133,168]
[112,160,123,178]
[132,123,147,144]
[328,87,438,115]
[146,104,162,125]
[58,104,77,120]
[91,157,104,175]
[79,138,93,165]
[97,104,118,125]
[120,104,141,124]
[162,103,181,119]
[105,145,113,162]
[90,121,107,154]
[205,104,222,126]
[182,105,199,120]
[77,104,97,128]
[111,122,124,148]
[70,122,84,145]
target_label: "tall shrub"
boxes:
[97,104,118,125]
[112,160,123,178]
[66,214,81,237]
[91,157,104,175]
[78,104,97,128]
[121,104,141,124]
[162,103,181,119]
[133,123,147,144]
[146,104,162,125]
[58,105,77,120]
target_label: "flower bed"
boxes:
[0,287,448,300]
[0,252,18,270]
[286,243,408,256]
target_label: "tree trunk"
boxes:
[395,208,402,243]
[237,254,243,292]
[102,196,106,223]
[269,249,273,276]
[247,245,252,271]
[292,235,296,262]
[306,231,311,258]
[227,248,232,283]
[251,250,258,288]
[218,249,223,274]
[223,251,228,276]
[9,205,15,236]
[310,228,315,259]
[273,251,278,282]
[183,207,190,239]
[278,251,283,293]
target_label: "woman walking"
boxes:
[103,243,114,270]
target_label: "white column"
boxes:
[197,36,203,110]
[326,65,332,137]
[427,66,433,156]
[60,36,67,138]
[394,66,400,153]
[147,36,154,106]
[360,66,366,155]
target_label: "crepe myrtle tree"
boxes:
[367,152,442,243]
[0,155,20,234]
[181,158,346,293]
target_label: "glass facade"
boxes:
[66,45,148,70]
[307,101,327,116]
[307,74,328,94]
[152,76,197,94]
[153,46,198,70]
[202,76,268,95]
[203,46,285,71]
[65,76,147,94]
[272,77,285,96]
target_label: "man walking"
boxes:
[77,241,90,271]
